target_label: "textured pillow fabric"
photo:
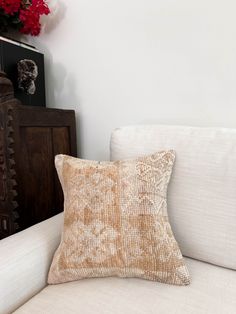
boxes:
[48,152,190,286]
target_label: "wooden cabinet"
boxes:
[0,72,77,239]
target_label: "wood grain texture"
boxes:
[0,72,77,239]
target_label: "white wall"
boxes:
[29,0,236,160]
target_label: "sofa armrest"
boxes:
[0,213,63,314]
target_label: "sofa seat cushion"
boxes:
[14,258,236,314]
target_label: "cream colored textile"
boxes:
[111,125,236,270]
[48,152,189,285]
[14,258,236,314]
[0,214,63,314]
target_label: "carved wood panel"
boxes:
[0,103,19,237]
[0,124,6,201]
[0,71,77,239]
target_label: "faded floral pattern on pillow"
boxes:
[48,152,190,285]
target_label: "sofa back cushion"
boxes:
[110,125,236,270]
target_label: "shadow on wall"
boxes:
[42,45,82,157]
[38,44,83,157]
[27,0,70,108]
[28,0,83,157]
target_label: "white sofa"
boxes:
[1,125,236,314]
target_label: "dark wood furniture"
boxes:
[0,72,77,239]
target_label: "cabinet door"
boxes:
[18,127,54,228]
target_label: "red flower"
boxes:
[31,0,50,15]
[0,0,21,15]
[0,0,50,36]
[19,0,50,36]
[19,8,41,36]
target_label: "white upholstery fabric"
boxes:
[0,213,63,314]
[110,125,236,270]
[13,258,236,314]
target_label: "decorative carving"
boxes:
[5,105,19,231]
[0,71,14,103]
[0,126,6,201]
[0,102,7,201]
[0,72,19,235]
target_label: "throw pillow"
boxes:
[48,152,190,285]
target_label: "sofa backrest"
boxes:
[110,125,236,270]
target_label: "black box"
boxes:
[0,36,46,107]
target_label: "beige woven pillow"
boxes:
[48,152,190,286]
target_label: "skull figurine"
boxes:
[17,59,38,95]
